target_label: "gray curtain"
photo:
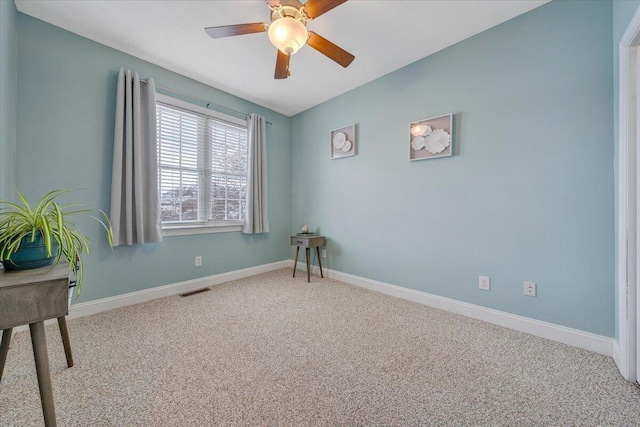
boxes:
[242,114,269,234]
[110,68,162,246]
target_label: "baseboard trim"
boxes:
[613,340,621,368]
[11,260,292,334]
[68,260,291,319]
[13,259,612,358]
[293,261,614,357]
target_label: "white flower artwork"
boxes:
[411,136,426,151]
[332,132,346,150]
[413,124,432,137]
[424,128,451,154]
[331,124,357,159]
[408,113,453,161]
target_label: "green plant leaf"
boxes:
[0,189,114,296]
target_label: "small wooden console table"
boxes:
[0,263,74,427]
[290,235,326,282]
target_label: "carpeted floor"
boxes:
[1,268,639,426]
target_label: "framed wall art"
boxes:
[409,113,453,161]
[330,124,356,159]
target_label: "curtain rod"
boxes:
[141,79,272,125]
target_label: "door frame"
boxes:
[617,7,640,382]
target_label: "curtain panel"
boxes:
[242,113,269,234]
[110,68,162,246]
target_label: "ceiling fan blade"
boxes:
[264,0,280,7]
[303,0,348,19]
[205,23,267,39]
[307,32,355,68]
[275,50,291,79]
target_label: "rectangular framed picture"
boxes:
[330,124,357,159]
[409,113,453,161]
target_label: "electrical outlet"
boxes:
[322,249,327,258]
[479,276,491,291]
[195,256,202,267]
[524,281,536,297]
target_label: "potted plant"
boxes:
[0,189,113,296]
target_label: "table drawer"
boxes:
[290,236,326,247]
[291,237,310,247]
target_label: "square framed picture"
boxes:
[330,124,356,159]
[409,113,453,161]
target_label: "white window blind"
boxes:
[156,95,248,228]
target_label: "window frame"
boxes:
[156,93,248,236]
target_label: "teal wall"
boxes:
[15,13,292,303]
[0,0,18,201]
[613,0,640,339]
[291,1,614,336]
[4,1,622,337]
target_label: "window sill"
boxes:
[162,222,243,237]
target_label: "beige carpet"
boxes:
[1,268,639,426]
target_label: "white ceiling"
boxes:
[15,0,548,117]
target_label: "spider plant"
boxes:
[0,189,113,296]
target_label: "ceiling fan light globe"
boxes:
[268,17,308,55]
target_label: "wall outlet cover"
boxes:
[524,281,536,297]
[479,276,491,291]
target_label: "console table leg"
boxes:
[316,247,324,278]
[30,322,57,427]
[0,328,13,381]
[57,317,74,368]
[306,248,311,282]
[293,246,299,277]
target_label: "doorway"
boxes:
[617,9,640,384]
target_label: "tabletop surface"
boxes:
[0,262,70,289]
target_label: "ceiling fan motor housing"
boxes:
[268,4,309,55]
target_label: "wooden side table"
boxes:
[0,263,74,427]
[290,235,326,282]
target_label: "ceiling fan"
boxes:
[204,0,355,79]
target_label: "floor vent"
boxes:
[179,288,211,298]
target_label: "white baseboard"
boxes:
[11,259,613,358]
[67,260,292,319]
[293,261,614,357]
[10,260,291,334]
[613,340,621,368]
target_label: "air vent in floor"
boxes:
[179,288,211,298]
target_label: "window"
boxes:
[156,94,248,235]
